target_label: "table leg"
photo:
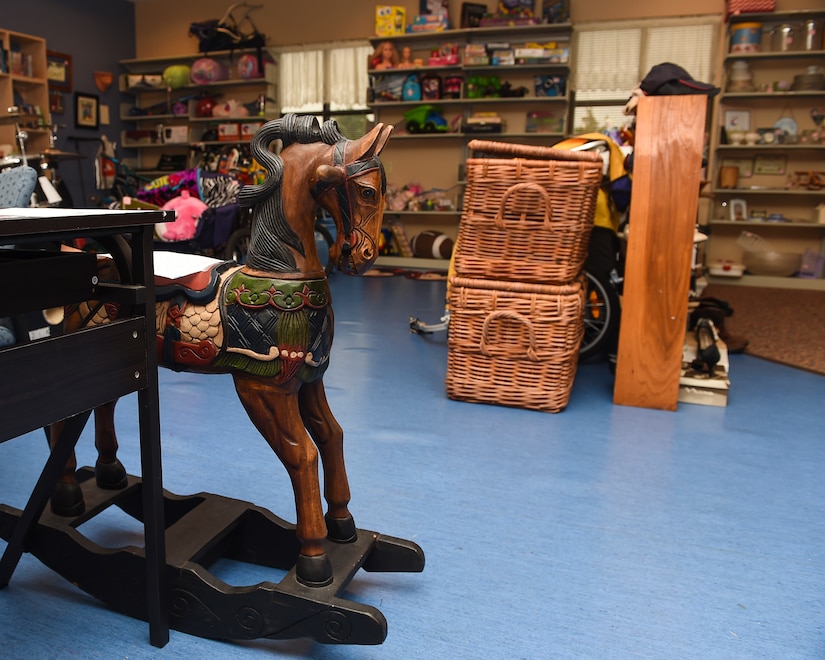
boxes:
[0,410,91,587]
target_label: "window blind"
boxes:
[572,17,720,134]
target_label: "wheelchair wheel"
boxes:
[580,270,621,360]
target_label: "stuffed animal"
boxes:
[157,190,208,242]
[212,99,250,118]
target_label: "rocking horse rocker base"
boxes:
[0,467,425,645]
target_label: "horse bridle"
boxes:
[311,140,386,257]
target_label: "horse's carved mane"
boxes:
[239,115,346,273]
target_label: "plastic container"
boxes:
[730,22,762,53]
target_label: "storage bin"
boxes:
[730,22,762,53]
[446,275,586,413]
[455,139,602,285]
[726,0,775,16]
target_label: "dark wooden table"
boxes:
[0,207,170,648]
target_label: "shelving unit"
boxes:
[368,23,572,269]
[0,28,51,157]
[118,49,277,178]
[706,10,825,290]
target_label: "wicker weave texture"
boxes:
[455,144,603,285]
[445,276,585,413]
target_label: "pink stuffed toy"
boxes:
[158,190,208,241]
[211,99,250,118]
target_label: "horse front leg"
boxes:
[299,379,356,544]
[232,372,333,587]
[93,400,128,490]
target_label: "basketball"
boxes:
[411,230,454,259]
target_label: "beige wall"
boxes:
[134,0,819,57]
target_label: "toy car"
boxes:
[403,105,449,134]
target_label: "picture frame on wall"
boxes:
[46,51,72,92]
[75,92,99,130]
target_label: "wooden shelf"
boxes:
[707,9,825,291]
[369,22,573,247]
[707,274,825,290]
[375,256,450,270]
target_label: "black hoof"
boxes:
[296,553,333,588]
[95,459,128,490]
[325,513,357,544]
[50,482,85,517]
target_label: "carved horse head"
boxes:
[240,115,392,277]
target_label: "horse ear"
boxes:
[317,163,345,183]
[350,123,394,161]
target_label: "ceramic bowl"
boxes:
[728,130,746,145]
[743,250,802,277]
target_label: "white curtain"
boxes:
[279,49,324,114]
[278,43,371,114]
[328,45,372,111]
[572,17,720,134]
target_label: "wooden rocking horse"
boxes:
[48,114,399,589]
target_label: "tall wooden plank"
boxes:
[613,95,707,411]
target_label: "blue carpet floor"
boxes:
[1,274,824,659]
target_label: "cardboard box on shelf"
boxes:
[375,6,406,36]
[218,124,239,142]
[240,122,263,141]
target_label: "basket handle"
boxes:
[480,310,540,362]
[494,182,553,229]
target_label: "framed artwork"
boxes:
[46,51,72,92]
[724,109,751,132]
[460,2,487,28]
[754,155,787,175]
[729,198,748,222]
[75,92,99,130]
[49,91,64,115]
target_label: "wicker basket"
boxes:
[454,140,603,285]
[446,275,585,413]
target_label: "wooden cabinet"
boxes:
[706,10,825,290]
[0,28,51,159]
[118,49,277,178]
[368,23,572,268]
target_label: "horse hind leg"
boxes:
[232,373,333,587]
[298,379,356,544]
[48,421,86,517]
[48,400,128,517]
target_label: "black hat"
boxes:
[640,63,720,97]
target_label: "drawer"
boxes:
[0,249,98,316]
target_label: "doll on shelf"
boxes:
[371,40,400,70]
[397,46,414,69]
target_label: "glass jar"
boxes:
[803,19,822,51]
[770,23,796,52]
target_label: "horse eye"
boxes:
[361,188,375,199]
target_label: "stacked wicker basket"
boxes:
[445,140,603,412]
